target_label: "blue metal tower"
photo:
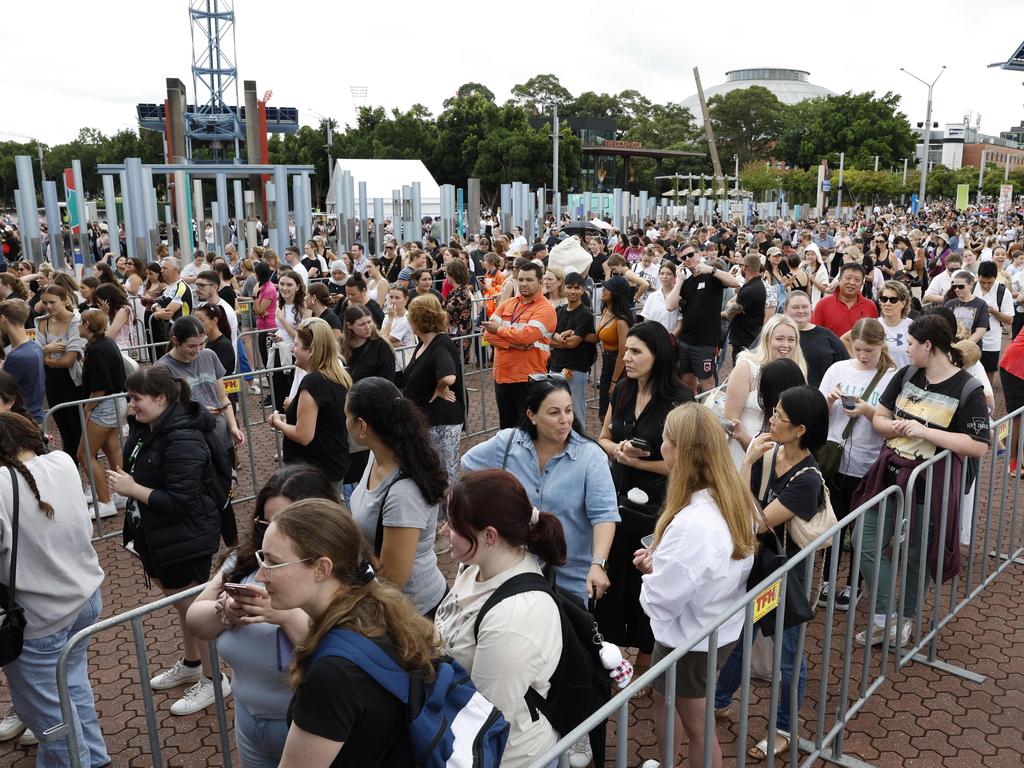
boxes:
[186,0,243,159]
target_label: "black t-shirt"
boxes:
[608,381,692,505]
[301,256,322,277]
[679,271,726,347]
[207,334,235,375]
[799,326,849,388]
[219,285,238,307]
[403,334,464,427]
[347,337,396,383]
[289,656,412,768]
[549,303,597,373]
[943,297,989,341]
[335,299,386,330]
[318,308,344,334]
[750,449,824,555]
[284,371,350,481]
[82,336,126,396]
[730,278,767,350]
[879,366,990,461]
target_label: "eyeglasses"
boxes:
[952,284,967,291]
[254,516,269,529]
[878,295,903,304]
[769,409,791,424]
[254,549,313,573]
[195,282,216,289]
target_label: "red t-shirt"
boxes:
[1000,329,1024,380]
[810,293,879,337]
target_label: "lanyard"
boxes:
[509,297,533,326]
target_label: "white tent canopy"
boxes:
[326,159,441,218]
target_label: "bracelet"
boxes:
[591,561,608,573]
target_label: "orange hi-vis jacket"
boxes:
[484,294,557,384]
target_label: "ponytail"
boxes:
[126,365,192,405]
[526,511,568,568]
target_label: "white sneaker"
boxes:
[855,621,912,647]
[0,708,25,741]
[19,729,37,746]
[169,674,231,716]
[95,500,119,519]
[640,761,660,768]
[112,493,129,509]
[150,659,203,690]
[568,735,593,767]
[248,383,262,394]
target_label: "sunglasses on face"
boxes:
[952,284,967,290]
[879,295,902,304]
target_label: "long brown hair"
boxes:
[0,412,54,518]
[849,318,895,374]
[654,403,757,560]
[273,499,441,687]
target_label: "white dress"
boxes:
[728,358,764,468]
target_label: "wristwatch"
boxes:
[591,559,607,572]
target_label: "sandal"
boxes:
[748,730,790,761]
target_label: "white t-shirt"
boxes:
[974,282,1013,352]
[386,313,416,369]
[633,262,661,297]
[818,361,896,478]
[925,271,953,301]
[640,489,754,651]
[286,261,309,286]
[181,261,203,281]
[433,555,560,768]
[640,289,680,334]
[881,317,912,369]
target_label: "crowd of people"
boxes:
[0,199,1020,767]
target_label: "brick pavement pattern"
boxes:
[2,363,1023,767]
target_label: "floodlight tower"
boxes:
[187,0,244,160]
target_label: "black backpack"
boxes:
[473,572,611,767]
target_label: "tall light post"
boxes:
[900,65,946,208]
[551,102,559,221]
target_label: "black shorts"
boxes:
[144,552,214,590]
[1000,368,1024,415]
[981,350,999,373]
[677,341,718,380]
[651,639,738,698]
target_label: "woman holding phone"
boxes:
[187,465,340,768]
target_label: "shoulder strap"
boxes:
[309,628,410,703]
[500,429,518,471]
[757,446,776,506]
[840,366,889,440]
[5,467,19,611]
[473,571,553,641]
[998,283,1006,308]
[374,470,408,557]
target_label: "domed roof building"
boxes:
[682,68,835,123]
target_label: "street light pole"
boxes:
[901,65,946,209]
[552,103,559,222]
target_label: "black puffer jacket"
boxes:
[122,401,221,567]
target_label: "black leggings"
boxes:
[825,471,864,588]
[599,350,617,421]
[46,368,83,466]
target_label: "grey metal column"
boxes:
[215,173,230,256]
[143,166,160,256]
[125,158,153,263]
[344,173,357,249]
[391,189,402,245]
[192,178,206,257]
[401,185,413,245]
[42,181,63,268]
[120,171,135,261]
[467,178,480,237]
[291,173,305,250]
[411,182,422,243]
[15,156,41,263]
[511,181,522,233]
[233,179,246,256]
[72,159,91,266]
[500,184,512,232]
[373,198,385,256]
[358,181,368,250]
[102,175,121,257]
[273,165,290,256]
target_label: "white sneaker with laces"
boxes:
[568,734,593,767]
[855,620,912,647]
[640,761,660,768]
[150,659,203,690]
[95,500,119,519]
[0,708,25,741]
[169,674,232,716]
[19,729,37,746]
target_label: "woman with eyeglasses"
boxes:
[594,322,692,671]
[847,279,913,368]
[256,498,443,767]
[187,465,340,768]
[714,385,829,761]
[462,374,619,606]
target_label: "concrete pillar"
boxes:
[102,175,121,257]
[43,181,63,267]
[467,179,480,238]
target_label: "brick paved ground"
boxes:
[2,356,1023,767]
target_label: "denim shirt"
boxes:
[461,428,620,602]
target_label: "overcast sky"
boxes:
[4,0,1022,153]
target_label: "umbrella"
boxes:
[562,221,604,235]
[589,219,614,231]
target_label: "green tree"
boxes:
[450,82,495,104]
[509,74,573,115]
[776,91,916,170]
[707,86,785,167]
[435,89,505,186]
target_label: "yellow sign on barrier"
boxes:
[223,379,241,394]
[25,328,36,341]
[753,580,781,623]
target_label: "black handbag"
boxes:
[746,452,814,638]
[0,466,27,665]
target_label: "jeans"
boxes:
[860,495,929,616]
[235,699,288,768]
[4,589,109,768]
[565,370,590,429]
[715,624,806,733]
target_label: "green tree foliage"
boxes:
[776,91,917,169]
[509,74,574,115]
[707,86,786,167]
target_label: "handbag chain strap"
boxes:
[5,466,20,612]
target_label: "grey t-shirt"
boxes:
[156,350,229,443]
[350,456,447,615]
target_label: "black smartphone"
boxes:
[629,437,649,451]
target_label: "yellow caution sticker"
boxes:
[753,580,781,623]
[998,422,1010,442]
[25,328,36,340]
[223,379,241,394]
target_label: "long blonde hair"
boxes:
[737,314,807,378]
[296,317,352,389]
[274,499,441,687]
[654,403,758,560]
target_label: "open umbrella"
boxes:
[562,221,604,235]
[589,219,614,231]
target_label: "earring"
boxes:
[359,431,365,439]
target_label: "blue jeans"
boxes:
[4,589,109,767]
[714,624,807,733]
[235,699,288,768]
[565,370,590,429]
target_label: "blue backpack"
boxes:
[310,629,509,768]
